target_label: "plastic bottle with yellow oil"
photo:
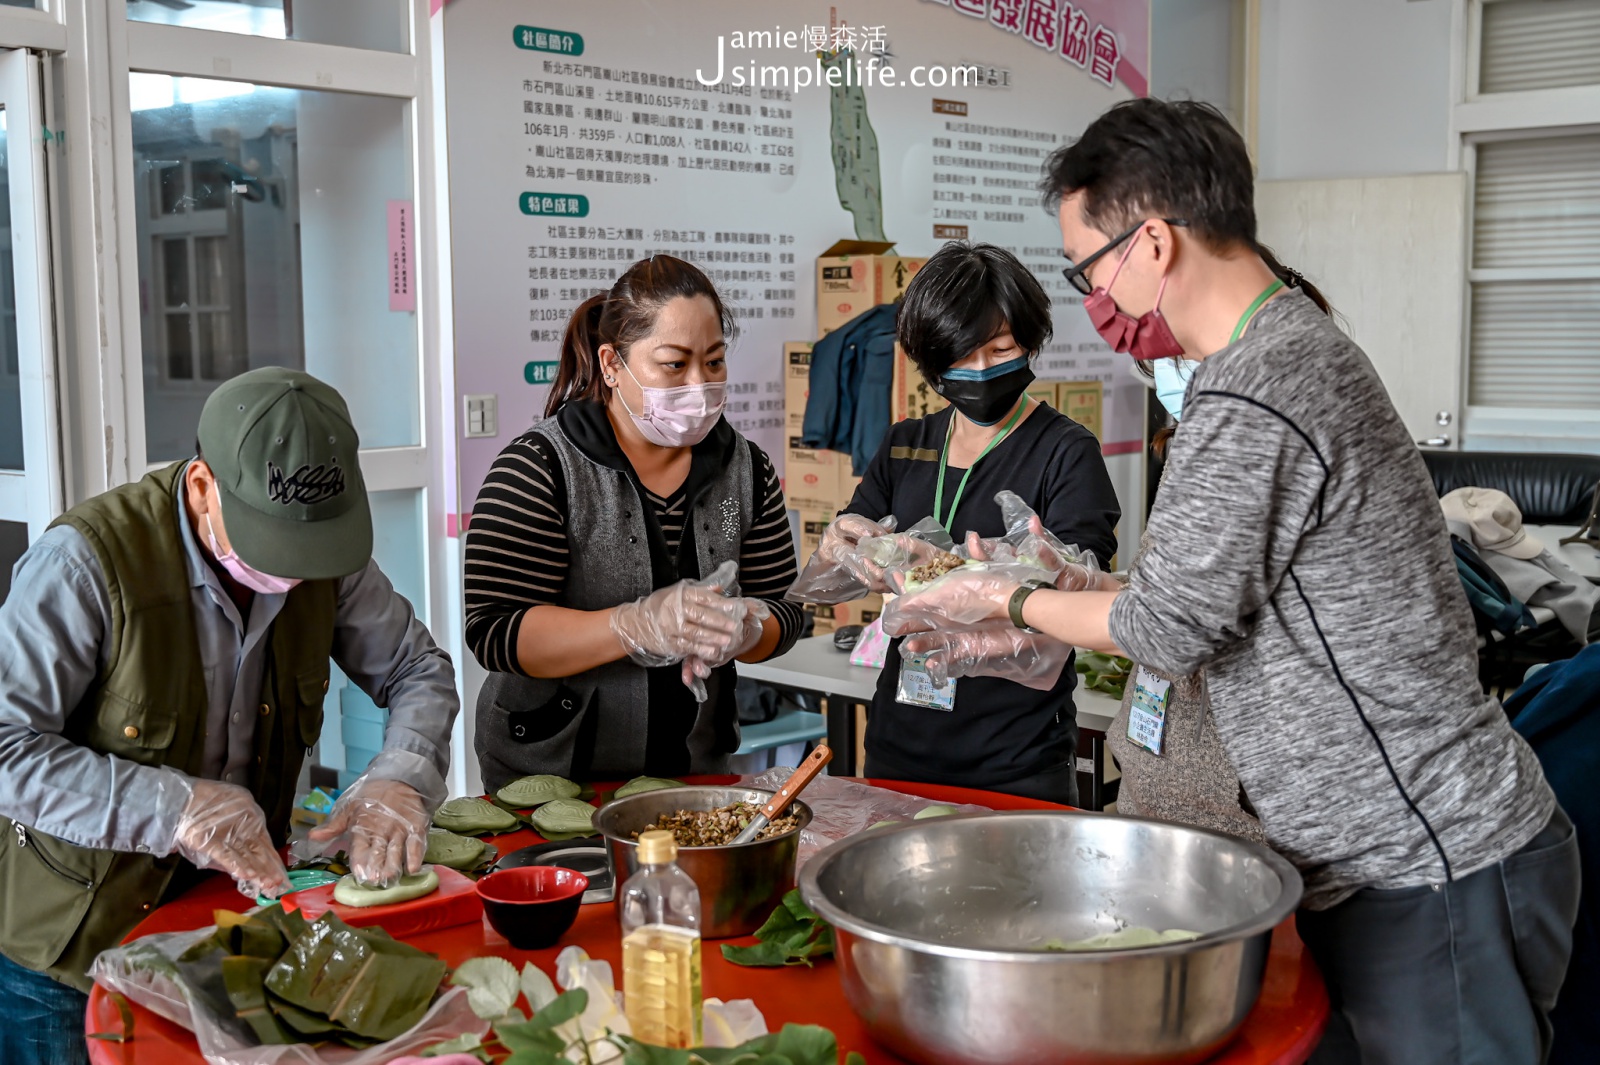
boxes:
[620,829,703,1048]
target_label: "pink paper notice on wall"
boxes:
[388,199,416,312]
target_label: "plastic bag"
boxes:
[787,515,955,606]
[744,768,989,870]
[959,490,1099,577]
[88,924,489,1065]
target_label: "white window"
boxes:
[1456,0,1600,451]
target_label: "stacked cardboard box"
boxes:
[815,240,926,336]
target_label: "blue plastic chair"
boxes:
[735,709,827,755]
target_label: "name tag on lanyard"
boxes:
[1127,666,1171,755]
[896,651,957,711]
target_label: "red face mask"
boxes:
[1082,228,1185,361]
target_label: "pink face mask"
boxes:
[206,513,302,595]
[616,359,726,448]
[1083,228,1186,361]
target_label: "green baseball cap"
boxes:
[197,367,372,581]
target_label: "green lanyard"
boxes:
[1230,279,1285,344]
[933,399,1028,532]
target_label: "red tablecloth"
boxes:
[86,779,1327,1064]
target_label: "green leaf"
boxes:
[521,961,558,1012]
[846,1053,868,1065]
[779,890,819,924]
[771,1023,840,1064]
[453,955,521,1020]
[720,941,794,967]
[531,987,589,1029]
[87,992,135,1044]
[496,1019,565,1055]
[504,1050,572,1065]
[614,1036,694,1065]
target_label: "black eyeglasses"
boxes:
[1061,218,1189,296]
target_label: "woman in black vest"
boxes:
[465,256,804,788]
[820,242,1121,805]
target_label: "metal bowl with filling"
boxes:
[799,811,1303,1065]
[594,785,812,939]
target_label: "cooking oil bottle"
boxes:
[620,829,703,1048]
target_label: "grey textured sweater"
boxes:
[1108,290,1554,910]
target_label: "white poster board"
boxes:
[443,0,1150,520]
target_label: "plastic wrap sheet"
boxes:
[743,768,989,869]
[88,925,488,1065]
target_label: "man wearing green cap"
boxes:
[0,368,459,1065]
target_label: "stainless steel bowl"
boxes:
[799,811,1303,1065]
[594,785,812,939]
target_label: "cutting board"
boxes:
[281,865,483,937]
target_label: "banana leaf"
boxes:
[266,992,346,1039]
[263,913,446,1041]
[223,956,294,1045]
[174,938,255,1046]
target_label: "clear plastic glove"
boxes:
[173,779,291,900]
[790,514,955,604]
[900,620,1072,691]
[882,566,1020,634]
[303,775,430,888]
[682,597,771,702]
[610,560,750,668]
[964,521,1102,591]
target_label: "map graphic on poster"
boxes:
[443,0,1149,519]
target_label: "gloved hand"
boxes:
[681,597,771,700]
[882,566,1020,635]
[306,775,430,888]
[963,511,1105,592]
[901,620,1072,691]
[173,779,291,900]
[610,560,751,668]
[815,514,945,595]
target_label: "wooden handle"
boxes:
[761,744,833,822]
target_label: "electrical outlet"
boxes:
[463,394,498,439]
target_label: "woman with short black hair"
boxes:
[817,241,1120,805]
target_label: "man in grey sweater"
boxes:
[890,100,1579,1065]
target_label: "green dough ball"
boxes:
[531,797,596,838]
[424,828,489,871]
[433,797,521,835]
[496,774,581,808]
[332,867,440,908]
[866,821,897,830]
[913,804,959,820]
[614,776,685,799]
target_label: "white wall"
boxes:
[1257,0,1454,180]
[1151,0,1239,123]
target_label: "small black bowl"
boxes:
[476,866,588,950]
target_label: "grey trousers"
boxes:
[1299,805,1581,1065]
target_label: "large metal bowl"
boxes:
[594,785,812,939]
[799,811,1303,1065]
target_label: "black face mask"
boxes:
[933,355,1036,425]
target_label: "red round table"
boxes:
[86,778,1328,1064]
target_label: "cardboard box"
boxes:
[816,240,927,337]
[1026,380,1058,410]
[834,594,884,629]
[892,343,948,422]
[1056,379,1104,440]
[786,441,841,512]
[797,508,833,569]
[783,341,813,435]
[804,603,836,636]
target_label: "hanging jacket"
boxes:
[1506,645,1600,1065]
[801,303,899,475]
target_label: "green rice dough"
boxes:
[424,828,490,871]
[496,774,581,808]
[332,867,439,909]
[531,797,596,837]
[614,776,685,799]
[1043,927,1201,952]
[913,804,959,820]
[432,796,521,835]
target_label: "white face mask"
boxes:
[615,357,726,448]
[1152,357,1199,422]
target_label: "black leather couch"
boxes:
[1421,450,1600,527]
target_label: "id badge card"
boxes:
[896,651,957,711]
[1126,666,1171,755]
